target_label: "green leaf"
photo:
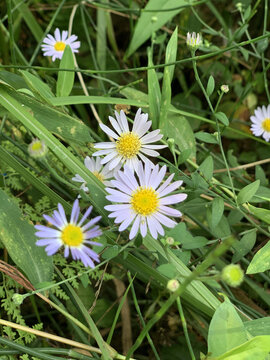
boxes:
[147,47,161,129]
[248,204,270,224]
[215,111,229,126]
[102,246,120,260]
[157,263,177,278]
[232,229,256,263]
[0,189,53,286]
[246,241,270,274]
[162,112,196,161]
[206,75,215,96]
[159,27,178,129]
[199,156,213,181]
[237,180,260,205]
[208,296,248,357]
[195,131,218,144]
[56,46,75,97]
[214,336,270,360]
[20,70,55,104]
[211,197,224,229]
[125,0,189,58]
[244,317,270,336]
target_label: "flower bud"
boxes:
[12,293,25,305]
[221,85,229,93]
[186,32,202,50]
[28,138,48,159]
[167,279,180,292]
[166,237,175,245]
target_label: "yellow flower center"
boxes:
[131,187,159,216]
[61,224,83,247]
[116,132,141,159]
[93,171,104,182]
[32,142,43,152]
[54,41,66,52]
[262,118,270,132]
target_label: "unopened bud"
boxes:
[167,279,180,292]
[12,293,25,305]
[221,85,229,93]
[166,237,175,245]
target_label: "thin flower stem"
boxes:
[262,0,270,103]
[192,57,236,201]
[214,92,224,113]
[176,298,196,360]
[6,0,16,65]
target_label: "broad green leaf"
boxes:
[207,211,231,238]
[51,95,148,108]
[2,85,92,144]
[159,27,178,129]
[208,296,248,357]
[215,111,229,126]
[0,189,53,286]
[237,180,260,205]
[246,241,270,274]
[232,229,256,263]
[244,318,270,336]
[157,263,177,278]
[248,204,270,224]
[147,47,161,129]
[215,336,270,360]
[199,156,213,181]
[255,165,268,186]
[0,85,108,219]
[56,46,75,97]
[162,112,196,161]
[206,75,215,96]
[211,197,224,229]
[125,0,189,58]
[20,70,55,104]
[195,131,218,144]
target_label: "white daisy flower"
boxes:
[104,161,187,240]
[41,28,80,62]
[250,105,270,142]
[28,138,48,158]
[72,156,120,195]
[93,108,167,171]
[186,32,202,49]
[35,199,102,268]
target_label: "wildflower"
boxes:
[221,85,229,93]
[93,108,167,171]
[35,199,102,268]
[72,156,120,194]
[221,264,244,287]
[41,28,80,61]
[167,279,180,292]
[250,105,270,142]
[186,32,202,50]
[105,161,187,239]
[28,138,47,158]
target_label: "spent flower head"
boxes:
[35,199,102,268]
[28,138,48,158]
[250,104,270,142]
[105,161,187,240]
[41,28,80,61]
[221,264,244,287]
[186,32,202,50]
[72,156,120,194]
[93,108,167,171]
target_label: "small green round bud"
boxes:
[167,279,180,292]
[221,85,229,93]
[151,16,158,23]
[236,2,242,11]
[166,237,175,245]
[221,264,244,287]
[12,293,25,305]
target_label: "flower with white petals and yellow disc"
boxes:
[72,156,120,193]
[250,105,270,142]
[35,200,102,268]
[93,108,167,171]
[28,138,47,158]
[41,28,80,61]
[105,161,187,240]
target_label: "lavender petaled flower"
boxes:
[35,199,102,268]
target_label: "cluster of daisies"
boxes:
[36,107,187,267]
[36,29,270,268]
